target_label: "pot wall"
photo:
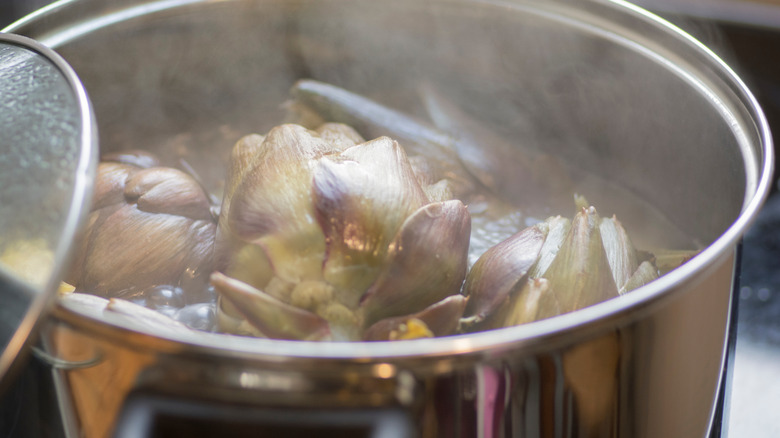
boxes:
[40,251,734,438]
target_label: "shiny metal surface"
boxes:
[0,32,96,389]
[4,0,773,437]
[41,250,735,437]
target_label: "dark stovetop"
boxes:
[1,2,779,437]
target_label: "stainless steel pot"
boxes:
[3,0,774,437]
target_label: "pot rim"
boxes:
[11,0,774,360]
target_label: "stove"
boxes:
[0,1,778,437]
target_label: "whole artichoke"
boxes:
[461,200,661,331]
[211,123,471,341]
[66,151,217,297]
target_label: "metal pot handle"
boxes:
[112,388,416,438]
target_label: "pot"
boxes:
[2,0,774,437]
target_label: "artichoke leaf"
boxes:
[527,215,571,279]
[220,134,265,220]
[503,278,557,326]
[539,207,618,317]
[363,295,467,341]
[651,249,699,275]
[225,126,332,283]
[314,123,366,151]
[69,202,215,296]
[599,216,639,291]
[59,292,196,336]
[211,272,330,341]
[289,80,478,197]
[91,162,134,210]
[214,134,266,271]
[620,260,659,295]
[360,199,471,326]
[228,125,331,242]
[461,222,547,327]
[312,136,428,296]
[125,167,215,221]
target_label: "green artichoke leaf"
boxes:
[599,216,639,292]
[537,206,618,317]
[213,134,266,275]
[620,260,659,294]
[651,249,699,275]
[502,277,556,327]
[211,272,331,341]
[220,134,266,222]
[312,136,429,300]
[461,222,547,328]
[363,294,468,341]
[527,215,571,279]
[359,199,471,326]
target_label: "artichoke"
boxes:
[211,123,470,341]
[66,151,218,298]
[461,199,662,331]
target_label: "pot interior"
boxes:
[6,0,771,351]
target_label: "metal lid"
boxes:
[0,33,95,388]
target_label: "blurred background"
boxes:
[0,0,778,436]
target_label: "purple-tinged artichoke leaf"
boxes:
[222,126,331,283]
[125,168,215,221]
[423,179,455,203]
[313,136,428,295]
[92,162,134,210]
[222,134,266,210]
[84,210,214,295]
[599,216,639,291]
[461,223,546,327]
[540,207,618,315]
[360,200,470,325]
[408,155,437,187]
[619,260,659,295]
[364,295,468,341]
[227,125,332,242]
[211,272,330,341]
